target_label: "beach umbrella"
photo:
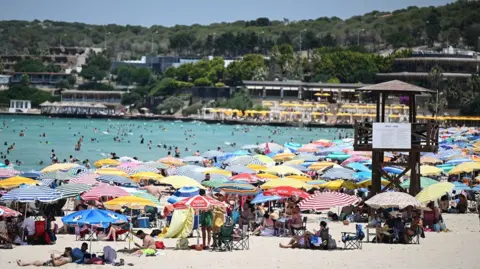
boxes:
[273,152,296,162]
[41,163,80,173]
[131,191,165,207]
[202,168,232,177]
[261,178,310,190]
[322,167,355,180]
[20,171,42,179]
[182,156,206,163]
[40,179,55,187]
[356,179,390,188]
[366,192,421,209]
[81,184,130,200]
[143,161,169,170]
[1,185,62,202]
[96,175,136,186]
[285,175,312,182]
[118,156,140,163]
[296,146,318,153]
[436,163,456,173]
[284,164,310,173]
[160,176,205,189]
[0,176,39,189]
[256,173,280,180]
[174,165,205,175]
[448,162,480,175]
[96,168,129,177]
[326,152,351,161]
[299,192,360,211]
[383,166,404,174]
[130,172,163,182]
[251,192,282,204]
[400,177,439,189]
[308,161,337,171]
[0,163,6,168]
[415,182,455,204]
[341,156,371,166]
[294,154,320,162]
[225,165,255,174]
[0,168,21,178]
[229,173,260,184]
[0,205,22,218]
[202,178,230,188]
[246,164,267,172]
[258,142,284,153]
[307,180,327,186]
[40,171,74,181]
[264,186,309,199]
[265,165,304,176]
[445,158,473,165]
[201,150,224,159]
[115,166,137,175]
[173,186,200,198]
[56,184,92,198]
[158,157,184,166]
[344,162,371,172]
[173,195,226,210]
[353,171,372,181]
[94,159,121,168]
[104,196,157,210]
[318,179,357,190]
[312,139,332,147]
[70,173,99,185]
[420,156,443,164]
[225,156,259,166]
[452,181,471,191]
[406,165,443,176]
[283,159,305,166]
[62,209,129,228]
[254,154,275,165]
[130,165,159,173]
[216,182,259,196]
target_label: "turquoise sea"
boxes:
[0,115,352,171]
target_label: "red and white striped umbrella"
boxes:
[173,195,226,210]
[264,186,310,199]
[0,168,20,178]
[0,205,22,218]
[81,184,130,200]
[70,173,99,185]
[229,173,260,184]
[299,192,360,211]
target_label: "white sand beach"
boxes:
[0,214,478,269]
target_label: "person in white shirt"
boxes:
[21,213,36,240]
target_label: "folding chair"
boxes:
[406,226,421,244]
[211,223,234,252]
[341,224,365,250]
[293,216,308,236]
[75,225,96,241]
[233,229,249,250]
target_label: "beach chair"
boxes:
[233,226,249,250]
[341,224,365,250]
[75,225,96,241]
[292,216,308,236]
[211,223,234,252]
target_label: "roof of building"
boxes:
[395,57,480,63]
[377,72,472,78]
[3,72,68,75]
[40,101,108,108]
[61,90,125,95]
[358,80,434,94]
[243,80,367,89]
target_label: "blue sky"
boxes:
[1,0,453,27]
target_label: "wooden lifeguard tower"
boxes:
[353,80,439,196]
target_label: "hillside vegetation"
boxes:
[1,1,480,59]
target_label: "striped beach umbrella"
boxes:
[40,178,55,186]
[225,165,255,174]
[173,195,226,210]
[0,205,22,218]
[70,173,99,185]
[40,171,74,181]
[201,178,230,188]
[229,173,260,184]
[1,185,62,203]
[201,150,224,159]
[299,192,360,211]
[0,168,21,178]
[116,166,137,175]
[96,175,136,186]
[132,191,163,207]
[81,184,130,200]
[56,184,92,198]
[216,182,259,196]
[131,165,159,173]
[20,171,42,179]
[143,161,169,170]
[264,186,310,199]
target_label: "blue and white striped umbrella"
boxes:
[116,166,137,175]
[383,166,404,175]
[132,165,159,173]
[20,171,42,179]
[445,158,473,165]
[96,175,136,186]
[202,150,224,159]
[40,178,55,186]
[251,192,282,204]
[452,182,472,191]
[40,171,74,181]
[173,186,200,198]
[1,185,62,202]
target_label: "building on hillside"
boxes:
[0,75,10,90]
[61,90,124,105]
[4,72,69,87]
[1,47,89,72]
[9,100,31,113]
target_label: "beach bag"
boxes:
[155,241,166,250]
[327,235,337,249]
[175,238,189,250]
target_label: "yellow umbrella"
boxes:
[0,176,38,189]
[283,159,305,165]
[265,165,304,176]
[256,173,279,180]
[261,178,310,190]
[319,180,357,190]
[420,156,442,164]
[247,164,267,172]
[406,165,443,176]
[104,195,157,210]
[202,169,232,177]
[41,163,80,173]
[415,182,454,204]
[356,179,390,188]
[130,172,164,182]
[160,176,205,189]
[254,155,275,164]
[273,153,296,162]
[94,159,120,168]
[96,168,128,177]
[309,161,336,171]
[448,162,480,175]
[286,175,312,182]
[158,158,184,166]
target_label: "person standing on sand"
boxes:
[199,189,213,249]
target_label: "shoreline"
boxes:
[0,112,354,129]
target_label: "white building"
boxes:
[9,100,31,113]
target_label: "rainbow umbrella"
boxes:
[216,182,259,196]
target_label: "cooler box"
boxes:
[136,217,150,228]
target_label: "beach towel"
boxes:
[103,246,117,264]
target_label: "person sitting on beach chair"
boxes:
[103,223,130,241]
[17,247,73,267]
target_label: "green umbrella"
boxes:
[202,178,229,188]
[132,190,163,206]
[56,184,92,198]
[400,177,438,189]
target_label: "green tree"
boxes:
[80,65,106,81]
[194,77,212,87]
[20,74,30,86]
[226,90,253,111]
[133,67,153,86]
[55,79,70,90]
[225,54,266,85]
[426,10,441,45]
[67,75,77,86]
[0,85,59,107]
[157,96,184,114]
[14,59,45,72]
[121,92,143,106]
[426,66,447,116]
[87,52,112,71]
[115,65,134,85]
